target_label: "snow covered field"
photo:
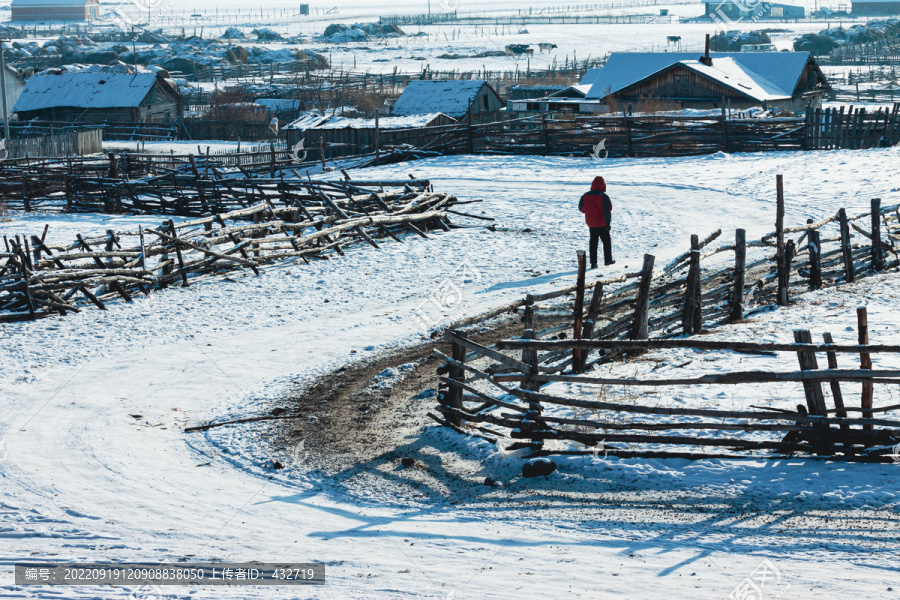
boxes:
[2,147,900,599]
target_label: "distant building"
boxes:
[703,0,805,19]
[391,80,504,121]
[1,67,26,120]
[851,0,900,14]
[284,112,457,153]
[582,51,830,112]
[13,68,182,123]
[10,0,100,21]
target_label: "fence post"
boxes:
[522,296,542,449]
[838,207,855,283]
[108,151,117,178]
[720,107,729,153]
[682,235,701,335]
[442,330,466,427]
[577,282,604,372]
[857,307,873,431]
[622,110,634,156]
[822,332,849,430]
[775,174,789,305]
[808,219,822,290]
[319,136,326,169]
[629,253,655,340]
[375,115,380,166]
[572,250,586,371]
[541,113,551,156]
[729,228,746,322]
[871,197,883,271]
[793,329,827,417]
[466,114,474,154]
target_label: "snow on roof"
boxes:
[585,52,814,102]
[13,70,163,112]
[290,113,451,130]
[547,84,591,98]
[678,57,790,101]
[284,110,331,130]
[391,80,489,119]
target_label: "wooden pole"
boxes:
[807,219,822,290]
[839,207,855,283]
[319,136,326,169]
[823,332,849,430]
[629,254,655,340]
[443,331,466,427]
[729,228,746,322]
[682,235,701,335]
[794,329,828,417]
[858,307,873,430]
[573,250,587,371]
[775,174,788,305]
[871,197,883,271]
[577,282,604,372]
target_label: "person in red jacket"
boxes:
[578,176,615,269]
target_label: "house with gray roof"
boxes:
[13,67,182,124]
[391,80,503,121]
[584,51,829,112]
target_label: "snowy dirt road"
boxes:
[2,149,900,599]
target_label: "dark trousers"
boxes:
[589,226,613,267]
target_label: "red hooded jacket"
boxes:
[579,177,612,228]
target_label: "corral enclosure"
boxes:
[3,1,900,599]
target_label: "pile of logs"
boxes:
[1,183,465,323]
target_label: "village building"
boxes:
[285,112,457,156]
[584,51,829,112]
[10,0,100,21]
[0,66,26,120]
[851,0,900,14]
[12,68,182,124]
[391,80,503,121]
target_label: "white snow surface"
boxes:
[2,148,900,599]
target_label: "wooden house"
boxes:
[13,68,182,124]
[1,66,26,120]
[584,51,830,112]
[391,80,503,121]
[285,112,457,158]
[10,0,99,21]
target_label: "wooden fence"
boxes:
[805,104,900,149]
[430,176,900,461]
[4,129,103,159]
[0,179,459,323]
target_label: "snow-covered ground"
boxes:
[2,148,900,599]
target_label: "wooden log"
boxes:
[839,207,855,283]
[808,221,822,290]
[443,330,531,373]
[441,331,467,427]
[494,368,900,387]
[572,251,587,371]
[629,253,655,340]
[496,338,900,355]
[794,329,828,416]
[872,197,884,271]
[823,332,848,430]
[858,306,874,431]
[577,282,604,371]
[776,174,789,305]
[682,237,701,335]
[729,228,746,321]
